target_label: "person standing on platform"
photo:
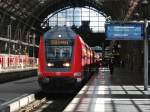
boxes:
[109,59,114,75]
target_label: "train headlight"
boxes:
[37,71,42,76]
[47,63,54,67]
[63,62,70,67]
[74,72,81,77]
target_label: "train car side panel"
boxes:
[38,37,46,74]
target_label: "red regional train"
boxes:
[38,26,99,92]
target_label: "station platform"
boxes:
[64,67,150,112]
[0,67,37,74]
[0,67,37,83]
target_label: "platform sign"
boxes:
[105,22,144,40]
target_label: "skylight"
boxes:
[42,7,106,33]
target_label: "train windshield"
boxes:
[45,39,73,60]
[46,46,72,59]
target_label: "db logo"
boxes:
[56,72,61,76]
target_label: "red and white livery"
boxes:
[38,26,99,92]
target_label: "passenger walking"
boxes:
[95,60,100,73]
[109,59,114,75]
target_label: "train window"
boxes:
[46,46,72,60]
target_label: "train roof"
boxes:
[43,26,77,39]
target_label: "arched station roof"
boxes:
[0,0,146,41]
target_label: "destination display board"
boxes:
[46,39,73,46]
[105,22,144,40]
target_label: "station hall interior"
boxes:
[0,0,150,72]
[0,0,150,112]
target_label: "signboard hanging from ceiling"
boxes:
[105,22,144,40]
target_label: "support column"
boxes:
[144,19,149,90]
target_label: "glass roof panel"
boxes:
[44,7,106,33]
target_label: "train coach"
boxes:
[38,26,99,92]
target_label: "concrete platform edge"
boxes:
[0,94,35,112]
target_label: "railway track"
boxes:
[0,73,91,112]
[17,91,77,112]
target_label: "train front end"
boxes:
[38,27,82,92]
